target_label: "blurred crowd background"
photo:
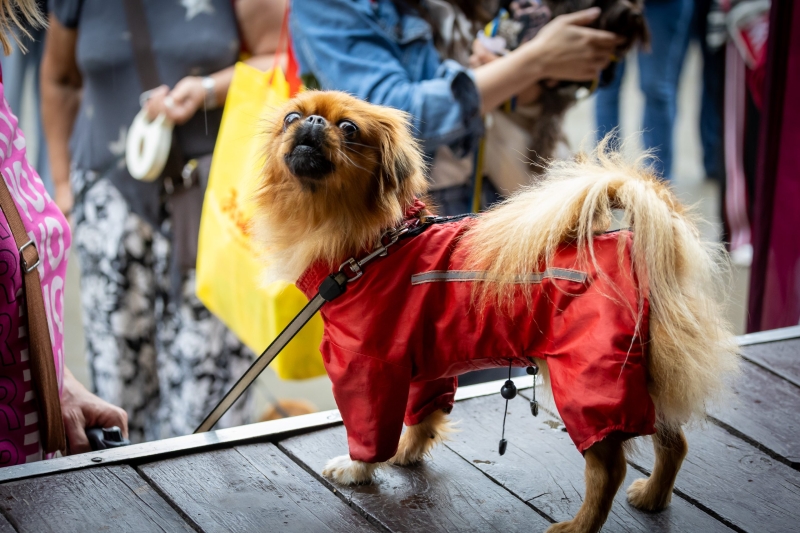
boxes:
[3,0,792,440]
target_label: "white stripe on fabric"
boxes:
[411,268,587,285]
[24,431,39,445]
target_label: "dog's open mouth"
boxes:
[285,140,335,181]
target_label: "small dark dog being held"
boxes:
[254,91,738,533]
[484,0,649,165]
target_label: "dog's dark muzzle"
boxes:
[285,115,335,181]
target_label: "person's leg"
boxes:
[594,59,626,142]
[154,251,254,438]
[71,172,161,443]
[638,0,694,179]
[699,45,726,181]
[694,0,726,182]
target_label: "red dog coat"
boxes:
[297,212,656,463]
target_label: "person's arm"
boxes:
[144,0,286,124]
[291,1,618,154]
[40,13,81,216]
[472,9,620,113]
[61,367,128,454]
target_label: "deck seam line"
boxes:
[274,441,392,533]
[0,499,21,533]
[107,466,201,533]
[707,415,799,470]
[514,390,746,530]
[442,439,557,525]
[134,465,206,533]
[740,353,800,389]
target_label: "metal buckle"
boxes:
[338,258,363,282]
[181,159,198,189]
[19,240,40,273]
[337,222,412,283]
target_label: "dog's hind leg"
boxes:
[626,425,687,511]
[547,433,628,533]
[389,409,453,466]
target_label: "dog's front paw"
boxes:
[626,477,672,511]
[322,455,377,485]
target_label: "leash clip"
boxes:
[338,258,363,282]
[338,221,413,283]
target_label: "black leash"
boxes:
[196,215,459,434]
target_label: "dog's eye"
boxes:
[283,112,301,129]
[338,120,358,137]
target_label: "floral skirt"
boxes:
[71,170,253,442]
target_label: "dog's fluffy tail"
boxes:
[461,137,739,428]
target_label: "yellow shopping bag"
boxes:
[196,61,326,380]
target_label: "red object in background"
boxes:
[748,0,800,332]
[297,216,654,463]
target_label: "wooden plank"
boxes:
[138,444,375,533]
[445,395,733,532]
[0,409,344,484]
[630,422,800,533]
[709,359,800,466]
[741,337,800,388]
[279,425,553,532]
[0,465,193,532]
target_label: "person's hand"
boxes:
[144,76,209,125]
[54,181,73,218]
[525,8,623,82]
[61,367,128,454]
[470,39,501,68]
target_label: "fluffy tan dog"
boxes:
[253,91,739,533]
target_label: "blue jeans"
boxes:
[692,0,726,181]
[594,0,694,180]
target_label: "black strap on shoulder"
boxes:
[121,0,186,180]
[121,0,161,91]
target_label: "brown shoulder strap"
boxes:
[0,179,66,454]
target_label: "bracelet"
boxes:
[201,76,218,109]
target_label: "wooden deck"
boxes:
[1,326,799,532]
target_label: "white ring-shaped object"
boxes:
[125,109,174,182]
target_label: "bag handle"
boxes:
[0,179,66,454]
[270,6,302,95]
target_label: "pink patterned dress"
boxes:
[0,78,71,466]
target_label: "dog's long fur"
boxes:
[461,140,740,429]
[254,91,740,533]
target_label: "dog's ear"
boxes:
[374,107,425,195]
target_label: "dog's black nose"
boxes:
[305,115,327,128]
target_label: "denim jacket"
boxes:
[290,0,483,159]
